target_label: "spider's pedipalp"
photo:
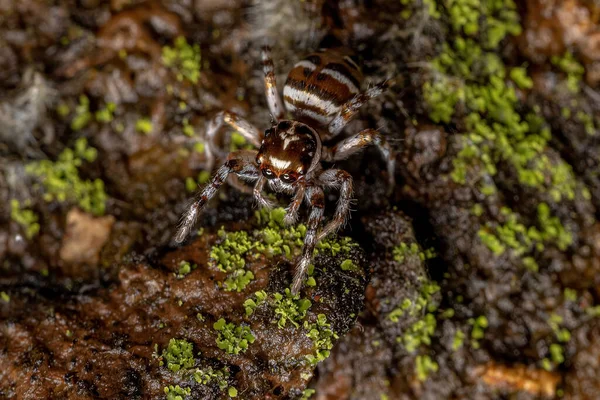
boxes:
[291,186,324,295]
[316,169,353,242]
[174,151,259,243]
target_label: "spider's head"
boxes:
[256,120,321,189]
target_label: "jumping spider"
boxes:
[176,46,395,294]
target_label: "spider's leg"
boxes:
[291,185,324,295]
[205,110,263,170]
[328,80,389,136]
[261,46,285,121]
[316,169,354,242]
[323,128,395,190]
[284,183,306,226]
[253,175,276,209]
[175,150,259,243]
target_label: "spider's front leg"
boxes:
[323,128,396,190]
[291,185,324,295]
[253,175,276,209]
[175,150,259,243]
[204,111,263,170]
[261,46,285,121]
[316,169,354,242]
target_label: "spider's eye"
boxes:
[280,173,296,184]
[262,168,275,179]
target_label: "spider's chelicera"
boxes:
[175,46,395,294]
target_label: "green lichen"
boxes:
[223,269,255,292]
[452,329,465,351]
[10,199,40,239]
[272,288,312,328]
[301,388,316,400]
[393,242,436,263]
[182,118,194,137]
[415,354,439,381]
[213,318,255,355]
[563,288,577,302]
[162,338,195,372]
[164,385,191,400]
[228,387,238,398]
[304,314,338,366]
[162,36,201,84]
[26,138,107,216]
[469,315,488,340]
[395,280,441,352]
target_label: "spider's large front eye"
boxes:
[280,173,297,184]
[262,168,275,179]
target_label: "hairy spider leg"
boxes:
[262,46,285,121]
[205,110,263,170]
[328,80,390,136]
[323,128,396,190]
[291,185,325,295]
[283,182,306,226]
[174,150,259,243]
[316,169,354,242]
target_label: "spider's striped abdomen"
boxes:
[283,49,362,130]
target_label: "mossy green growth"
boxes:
[469,315,488,340]
[1,291,10,303]
[452,329,465,351]
[193,366,229,390]
[304,314,338,366]
[551,51,584,94]
[162,338,195,372]
[213,318,255,355]
[243,290,268,316]
[162,36,201,84]
[394,280,440,352]
[10,199,40,239]
[393,242,436,263]
[95,102,116,123]
[26,138,107,216]
[176,260,197,279]
[301,388,316,400]
[415,354,439,381]
[136,117,153,134]
[223,269,255,292]
[548,313,571,343]
[70,95,92,131]
[272,288,312,328]
[164,385,191,400]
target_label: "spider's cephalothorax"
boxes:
[176,47,395,295]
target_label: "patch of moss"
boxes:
[301,388,316,400]
[393,242,436,263]
[164,385,191,400]
[193,366,229,390]
[176,260,197,279]
[304,314,338,366]
[162,36,201,84]
[415,354,439,381]
[551,51,584,94]
[243,290,268,316]
[452,329,465,351]
[162,338,195,372]
[10,199,40,239]
[213,318,255,355]
[1,292,10,303]
[70,95,92,131]
[135,117,153,134]
[95,102,116,123]
[26,138,107,216]
[272,288,312,328]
